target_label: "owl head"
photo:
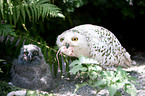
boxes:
[18,44,44,64]
[56,31,90,58]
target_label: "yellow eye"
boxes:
[72,37,78,41]
[60,38,64,42]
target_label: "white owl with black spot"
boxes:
[11,44,53,91]
[56,24,132,67]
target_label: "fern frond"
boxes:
[0,0,65,25]
[0,24,16,36]
[0,0,4,18]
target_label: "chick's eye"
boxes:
[72,37,78,41]
[60,38,64,42]
[33,51,38,56]
[23,52,28,56]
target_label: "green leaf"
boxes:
[25,5,31,21]
[57,13,65,18]
[69,64,83,74]
[0,24,16,36]
[101,71,113,78]
[37,6,42,20]
[69,60,81,67]
[13,8,17,25]
[37,0,50,5]
[8,14,12,24]
[116,82,125,90]
[80,67,87,72]
[21,5,26,23]
[107,84,118,96]
[29,5,34,22]
[33,5,37,22]
[90,71,99,80]
[94,79,107,87]
[125,84,136,96]
[16,6,20,22]
[0,59,5,62]
[93,65,102,71]
[0,0,4,19]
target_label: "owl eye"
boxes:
[33,51,38,56]
[60,38,64,42]
[72,37,78,41]
[23,52,28,56]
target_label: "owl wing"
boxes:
[71,24,132,67]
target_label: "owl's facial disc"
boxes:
[22,50,39,62]
[56,32,89,57]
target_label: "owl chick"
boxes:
[11,44,53,91]
[56,24,132,67]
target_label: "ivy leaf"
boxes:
[94,79,107,87]
[107,84,118,96]
[69,60,81,67]
[69,64,83,74]
[115,81,126,90]
[93,65,102,72]
[90,71,98,80]
[125,83,136,96]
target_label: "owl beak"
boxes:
[66,43,70,48]
[29,55,32,60]
[28,54,32,60]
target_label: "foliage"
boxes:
[0,24,16,36]
[0,0,65,25]
[0,59,5,73]
[0,81,12,96]
[69,56,137,96]
[63,0,88,12]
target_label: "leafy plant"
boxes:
[0,81,12,96]
[0,24,16,36]
[69,56,137,96]
[0,0,65,25]
[63,0,88,12]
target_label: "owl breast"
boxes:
[73,45,90,58]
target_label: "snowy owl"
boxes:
[56,24,132,67]
[11,44,53,91]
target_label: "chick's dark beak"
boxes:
[28,54,32,60]
[66,43,70,48]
